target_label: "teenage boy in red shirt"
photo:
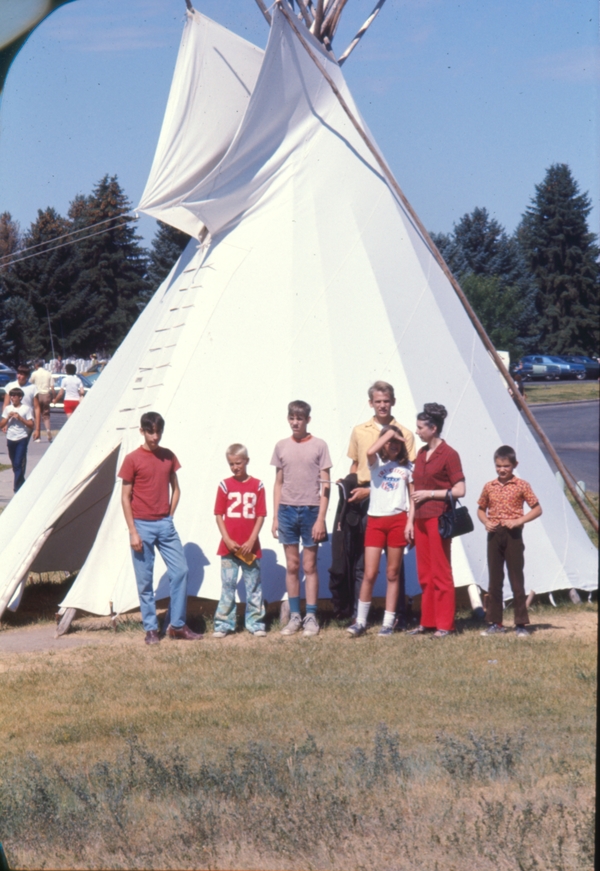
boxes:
[119,412,201,645]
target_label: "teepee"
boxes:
[0,2,596,626]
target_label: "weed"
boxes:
[436,730,524,782]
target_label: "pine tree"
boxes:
[66,175,149,354]
[2,207,75,362]
[0,213,22,363]
[147,221,191,295]
[433,207,537,353]
[460,274,526,357]
[518,164,599,355]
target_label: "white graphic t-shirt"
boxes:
[368,456,413,516]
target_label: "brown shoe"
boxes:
[166,624,203,641]
[145,630,160,645]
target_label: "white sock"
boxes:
[356,599,371,626]
[383,610,395,629]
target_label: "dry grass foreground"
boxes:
[0,602,597,871]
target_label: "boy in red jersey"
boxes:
[119,412,201,645]
[213,444,267,637]
[477,445,542,638]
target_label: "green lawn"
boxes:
[525,381,599,404]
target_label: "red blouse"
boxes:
[413,440,465,519]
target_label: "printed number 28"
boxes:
[227,492,257,519]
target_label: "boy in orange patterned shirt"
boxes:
[477,445,542,637]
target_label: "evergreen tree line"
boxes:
[0,175,190,365]
[1,164,598,367]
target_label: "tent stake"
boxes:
[55,607,77,638]
[277,0,598,533]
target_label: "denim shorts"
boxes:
[277,504,327,547]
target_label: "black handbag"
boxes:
[438,490,474,539]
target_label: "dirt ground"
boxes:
[0,605,596,663]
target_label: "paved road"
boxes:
[1,403,598,510]
[526,401,599,491]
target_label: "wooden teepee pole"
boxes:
[254,0,272,25]
[276,0,598,533]
[338,0,388,65]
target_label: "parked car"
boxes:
[50,374,93,411]
[510,356,561,381]
[0,362,17,400]
[544,356,587,380]
[560,355,600,380]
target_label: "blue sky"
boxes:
[0,0,597,247]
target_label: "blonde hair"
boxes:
[226,443,248,459]
[368,380,395,401]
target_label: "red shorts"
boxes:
[365,512,408,549]
[63,400,80,415]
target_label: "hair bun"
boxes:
[423,402,447,421]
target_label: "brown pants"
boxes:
[485,526,529,626]
[37,393,52,432]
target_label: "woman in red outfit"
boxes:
[407,403,465,637]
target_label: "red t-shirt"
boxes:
[118,446,181,520]
[214,476,267,557]
[412,440,465,519]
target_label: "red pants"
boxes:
[414,516,455,631]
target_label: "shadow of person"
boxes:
[156,542,210,634]
[259,549,287,606]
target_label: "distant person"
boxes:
[118,411,201,645]
[345,380,416,627]
[213,443,267,638]
[30,360,54,442]
[477,446,542,638]
[86,353,102,374]
[1,387,34,491]
[50,355,63,374]
[410,403,465,638]
[347,425,414,638]
[511,361,527,401]
[55,363,84,417]
[2,365,41,443]
[271,400,331,637]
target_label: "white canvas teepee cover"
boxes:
[0,5,596,622]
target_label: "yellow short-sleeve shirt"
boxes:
[347,417,416,485]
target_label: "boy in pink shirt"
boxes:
[271,400,331,637]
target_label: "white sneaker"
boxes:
[252,629,267,637]
[280,613,303,635]
[302,614,320,637]
[212,630,230,639]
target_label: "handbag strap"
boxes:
[445,489,456,518]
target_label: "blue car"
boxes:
[545,356,587,380]
[511,356,561,381]
[0,362,17,399]
[561,355,599,380]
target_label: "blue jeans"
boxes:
[214,556,266,634]
[7,437,29,492]
[131,517,189,632]
[278,504,327,547]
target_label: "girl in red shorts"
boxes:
[347,425,414,637]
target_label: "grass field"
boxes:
[525,381,599,404]
[0,600,596,870]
